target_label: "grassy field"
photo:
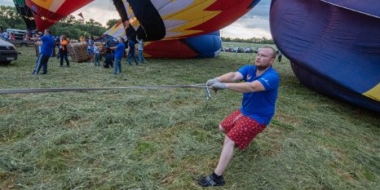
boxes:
[0,44,379,190]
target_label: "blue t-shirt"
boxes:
[238,65,280,125]
[40,35,55,56]
[114,42,125,59]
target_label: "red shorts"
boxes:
[220,109,266,150]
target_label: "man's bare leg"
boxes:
[214,135,235,176]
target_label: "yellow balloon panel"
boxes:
[364,83,380,101]
[30,0,64,12]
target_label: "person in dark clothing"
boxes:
[103,48,114,68]
[277,50,283,62]
[32,29,55,75]
[59,35,70,67]
[126,39,138,66]
[55,35,61,58]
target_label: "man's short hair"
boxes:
[260,46,277,59]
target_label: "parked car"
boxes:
[6,28,28,40]
[0,38,18,64]
[9,39,36,47]
[244,47,255,53]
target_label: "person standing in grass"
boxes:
[126,38,139,66]
[32,29,55,75]
[110,37,125,75]
[198,46,280,187]
[103,48,114,68]
[93,44,101,66]
[59,35,70,67]
[136,36,147,63]
[277,50,283,62]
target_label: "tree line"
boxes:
[222,36,274,44]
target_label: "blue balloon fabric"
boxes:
[270,0,380,112]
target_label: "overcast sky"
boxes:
[1,0,272,39]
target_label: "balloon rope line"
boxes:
[0,84,212,100]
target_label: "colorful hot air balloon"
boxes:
[108,0,261,58]
[103,20,222,58]
[112,0,261,41]
[270,0,380,112]
[25,0,94,30]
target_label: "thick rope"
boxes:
[0,84,212,100]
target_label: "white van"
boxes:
[6,28,28,40]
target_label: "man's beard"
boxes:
[256,64,270,71]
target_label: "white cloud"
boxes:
[72,0,120,26]
[222,16,271,39]
[0,0,13,6]
[222,0,272,39]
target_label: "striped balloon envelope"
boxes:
[112,0,261,41]
[107,0,262,58]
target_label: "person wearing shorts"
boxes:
[198,46,280,187]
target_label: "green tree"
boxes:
[61,15,76,26]
[106,19,120,29]
[0,5,24,29]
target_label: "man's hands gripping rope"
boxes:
[206,78,227,93]
[206,78,219,86]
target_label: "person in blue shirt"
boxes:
[32,29,55,75]
[198,46,280,187]
[110,37,125,75]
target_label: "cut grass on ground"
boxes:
[0,45,379,189]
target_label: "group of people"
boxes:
[29,27,281,188]
[1,31,15,40]
[82,35,102,67]
[32,30,89,74]
[1,27,12,40]
[0,27,35,41]
[31,30,148,75]
[109,36,147,75]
